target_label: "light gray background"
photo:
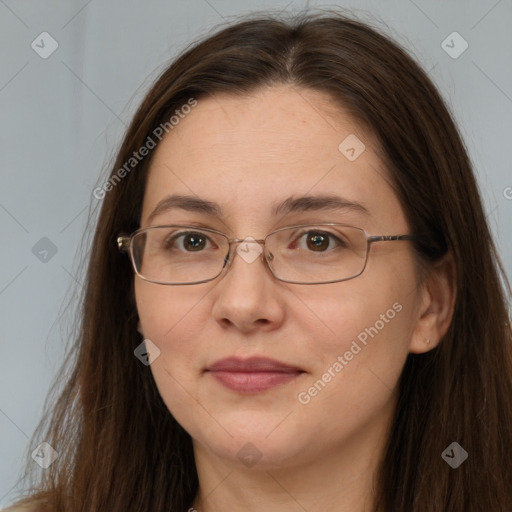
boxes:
[1,0,511,506]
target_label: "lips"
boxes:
[206,356,303,373]
[206,356,305,393]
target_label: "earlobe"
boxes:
[137,320,144,337]
[408,253,457,354]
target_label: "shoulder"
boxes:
[2,502,42,512]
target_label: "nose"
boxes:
[211,238,284,333]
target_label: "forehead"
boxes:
[141,86,405,232]
[167,86,366,162]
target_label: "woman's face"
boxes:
[135,86,427,470]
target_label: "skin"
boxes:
[135,85,455,512]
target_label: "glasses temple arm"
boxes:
[367,234,420,243]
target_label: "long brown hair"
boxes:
[9,9,512,511]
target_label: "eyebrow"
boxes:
[146,193,370,223]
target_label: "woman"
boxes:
[5,9,512,512]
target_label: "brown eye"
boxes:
[306,232,330,252]
[293,230,343,253]
[182,233,207,251]
[164,232,210,252]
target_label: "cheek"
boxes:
[135,281,211,432]
[293,289,413,443]
[301,292,410,389]
[295,257,417,401]
[295,273,412,355]
[135,280,207,341]
[134,281,209,390]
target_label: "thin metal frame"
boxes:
[117,223,419,285]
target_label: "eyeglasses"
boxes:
[117,223,419,285]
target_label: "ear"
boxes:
[408,252,457,354]
[137,320,144,337]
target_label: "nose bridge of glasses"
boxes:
[226,237,269,262]
[228,237,266,244]
[218,236,281,278]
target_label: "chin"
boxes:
[200,435,308,470]
[189,415,313,468]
